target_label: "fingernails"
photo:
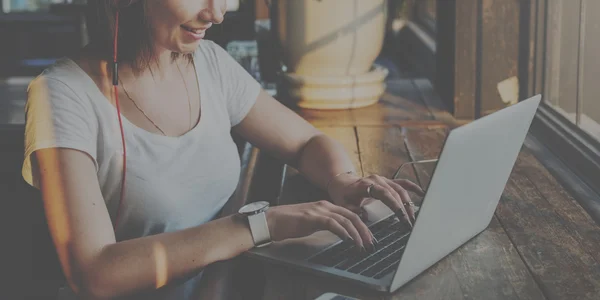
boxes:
[369,229,378,244]
[359,245,367,254]
[370,232,379,249]
[395,211,413,227]
[346,236,355,242]
[395,211,405,221]
[367,243,376,253]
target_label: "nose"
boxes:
[200,0,226,24]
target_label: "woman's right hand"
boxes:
[265,200,376,251]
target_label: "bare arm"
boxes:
[35,143,374,299]
[233,90,357,191]
[234,90,422,224]
[34,147,254,299]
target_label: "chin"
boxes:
[176,42,200,55]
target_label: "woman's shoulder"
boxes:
[28,57,93,99]
[26,56,103,129]
[29,53,110,110]
[193,39,257,84]
[193,39,239,70]
[33,56,85,82]
[195,39,224,57]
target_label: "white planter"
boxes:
[284,64,389,109]
[271,0,389,109]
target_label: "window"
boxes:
[543,0,600,142]
[1,0,72,13]
[529,0,600,201]
[415,0,436,33]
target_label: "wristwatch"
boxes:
[238,201,272,247]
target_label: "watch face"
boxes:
[239,201,269,215]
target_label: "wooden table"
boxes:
[254,78,600,300]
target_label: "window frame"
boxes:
[413,0,437,35]
[526,0,600,213]
[409,0,600,217]
[530,104,600,197]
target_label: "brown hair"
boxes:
[85,0,192,74]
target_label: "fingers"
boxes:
[393,178,425,196]
[316,215,355,243]
[364,176,413,227]
[372,177,414,227]
[327,205,375,249]
[325,214,369,252]
[387,180,416,223]
[314,201,372,251]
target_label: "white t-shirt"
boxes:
[22,40,261,299]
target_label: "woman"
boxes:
[22,0,422,299]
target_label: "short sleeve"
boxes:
[209,41,262,127]
[22,76,98,188]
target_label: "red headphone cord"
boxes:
[113,9,127,232]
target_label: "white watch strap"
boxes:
[247,212,272,247]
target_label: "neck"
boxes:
[148,49,180,79]
[120,48,186,82]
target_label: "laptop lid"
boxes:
[390,95,542,291]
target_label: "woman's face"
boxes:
[145,0,227,54]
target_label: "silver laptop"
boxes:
[244,95,542,293]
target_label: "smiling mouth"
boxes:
[181,24,210,34]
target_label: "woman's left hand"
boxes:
[327,173,425,227]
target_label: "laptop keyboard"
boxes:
[308,215,412,279]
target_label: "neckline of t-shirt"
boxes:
[60,52,206,143]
